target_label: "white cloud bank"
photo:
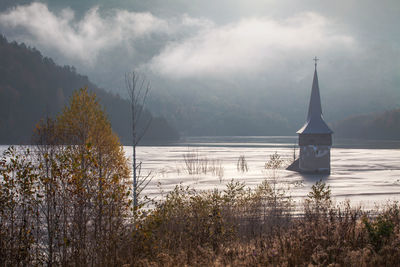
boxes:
[0,3,170,64]
[149,13,356,78]
[0,3,356,78]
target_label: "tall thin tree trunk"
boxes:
[132,96,138,208]
[126,71,151,211]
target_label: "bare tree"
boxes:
[125,72,152,209]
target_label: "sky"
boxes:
[0,0,399,133]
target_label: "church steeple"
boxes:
[307,67,322,121]
[292,57,333,174]
[297,58,333,134]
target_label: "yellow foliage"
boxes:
[56,87,129,182]
[28,88,130,265]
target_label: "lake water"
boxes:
[129,136,400,210]
[2,136,400,209]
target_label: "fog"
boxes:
[1,0,399,135]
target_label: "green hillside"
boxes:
[332,109,400,140]
[0,34,179,144]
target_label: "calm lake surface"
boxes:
[129,136,400,210]
[2,136,400,209]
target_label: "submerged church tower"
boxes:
[296,58,333,174]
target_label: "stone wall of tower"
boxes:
[298,134,332,146]
[298,134,332,173]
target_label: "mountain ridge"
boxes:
[331,109,400,140]
[0,34,179,144]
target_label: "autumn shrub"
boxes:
[0,89,131,266]
[3,91,400,266]
[120,176,295,266]
[119,178,400,267]
[3,146,400,267]
[0,147,40,266]
[363,203,399,253]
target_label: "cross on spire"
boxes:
[313,56,319,69]
[297,56,333,135]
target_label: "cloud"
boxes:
[0,2,169,64]
[0,2,398,126]
[149,12,356,79]
[0,2,362,95]
[0,3,356,75]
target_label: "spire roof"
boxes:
[297,62,333,134]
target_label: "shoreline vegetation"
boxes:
[2,146,400,266]
[1,89,399,266]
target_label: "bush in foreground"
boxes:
[118,180,400,266]
[1,89,400,266]
[2,145,400,266]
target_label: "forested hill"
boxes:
[0,35,179,144]
[332,108,400,140]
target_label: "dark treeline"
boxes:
[332,108,400,140]
[0,34,179,144]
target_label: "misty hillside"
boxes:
[0,35,179,144]
[332,109,400,140]
[147,84,294,136]
[1,2,400,139]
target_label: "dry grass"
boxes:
[119,179,400,266]
[182,149,224,178]
[3,146,399,266]
[237,155,249,173]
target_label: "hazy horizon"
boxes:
[1,0,399,136]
